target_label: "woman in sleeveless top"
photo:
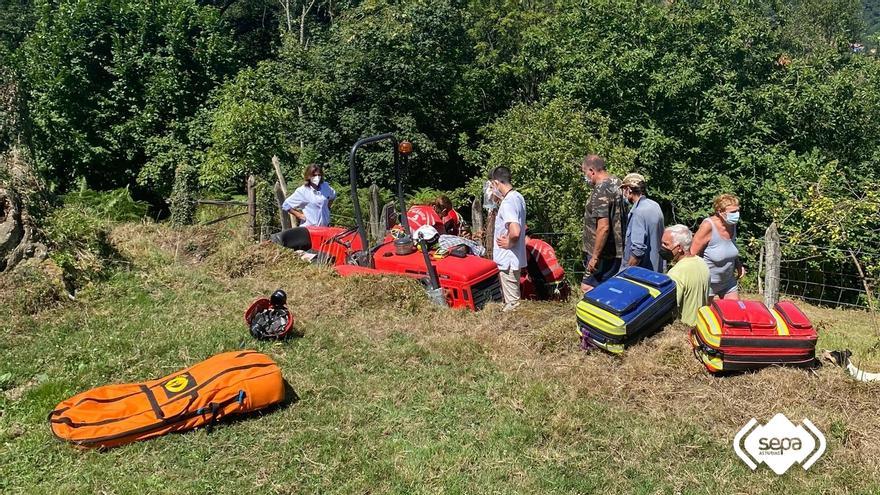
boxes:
[690,193,744,300]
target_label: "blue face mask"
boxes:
[725,211,740,225]
[583,175,591,185]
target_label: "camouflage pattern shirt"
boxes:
[583,176,625,258]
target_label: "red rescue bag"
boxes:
[690,300,818,373]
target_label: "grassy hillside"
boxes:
[2,220,880,493]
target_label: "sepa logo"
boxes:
[734,413,826,475]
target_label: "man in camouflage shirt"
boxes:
[580,154,625,293]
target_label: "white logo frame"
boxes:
[733,413,826,475]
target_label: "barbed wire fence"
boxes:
[756,222,879,312]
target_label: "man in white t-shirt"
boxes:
[489,166,527,312]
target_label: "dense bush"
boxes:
[44,188,148,288]
[199,0,481,190]
[474,98,636,259]
[20,0,237,193]
[169,162,199,226]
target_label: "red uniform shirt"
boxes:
[441,208,462,236]
[406,205,444,233]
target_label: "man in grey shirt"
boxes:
[619,173,665,272]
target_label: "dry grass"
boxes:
[110,222,223,267]
[383,301,880,477]
[127,220,880,476]
[0,257,66,317]
[11,219,878,492]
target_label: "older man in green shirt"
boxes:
[661,224,710,326]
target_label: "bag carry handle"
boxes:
[773,302,811,330]
[710,301,752,329]
[690,328,723,358]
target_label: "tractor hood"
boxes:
[372,242,499,283]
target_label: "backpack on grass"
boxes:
[48,351,285,449]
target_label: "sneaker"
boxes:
[502,302,520,312]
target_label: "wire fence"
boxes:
[749,238,880,310]
[522,228,880,311]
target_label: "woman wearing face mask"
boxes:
[690,193,744,301]
[282,164,337,227]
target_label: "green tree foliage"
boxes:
[200,0,480,190]
[199,62,296,187]
[0,0,34,154]
[528,0,879,235]
[475,98,636,257]
[20,0,237,193]
[198,0,282,61]
[4,0,878,275]
[0,0,35,51]
[169,162,199,226]
[867,0,880,34]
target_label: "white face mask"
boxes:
[487,181,503,200]
[310,175,321,186]
[482,181,497,211]
[724,210,740,225]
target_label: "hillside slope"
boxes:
[1,221,880,493]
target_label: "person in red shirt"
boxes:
[432,195,463,236]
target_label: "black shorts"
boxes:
[581,255,621,287]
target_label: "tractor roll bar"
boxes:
[348,133,409,265]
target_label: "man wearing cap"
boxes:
[581,155,625,293]
[620,173,665,272]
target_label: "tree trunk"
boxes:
[0,147,47,272]
[279,0,292,32]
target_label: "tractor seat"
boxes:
[270,227,313,251]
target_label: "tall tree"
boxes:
[21,0,238,194]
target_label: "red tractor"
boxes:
[282,133,568,310]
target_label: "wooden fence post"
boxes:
[274,181,291,230]
[379,202,395,236]
[757,243,764,295]
[471,197,482,243]
[763,222,780,307]
[247,175,257,241]
[485,209,496,258]
[369,184,380,242]
[272,155,288,197]
[272,155,297,227]
[848,249,877,311]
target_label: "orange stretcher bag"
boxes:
[48,350,285,448]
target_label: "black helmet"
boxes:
[270,289,287,307]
